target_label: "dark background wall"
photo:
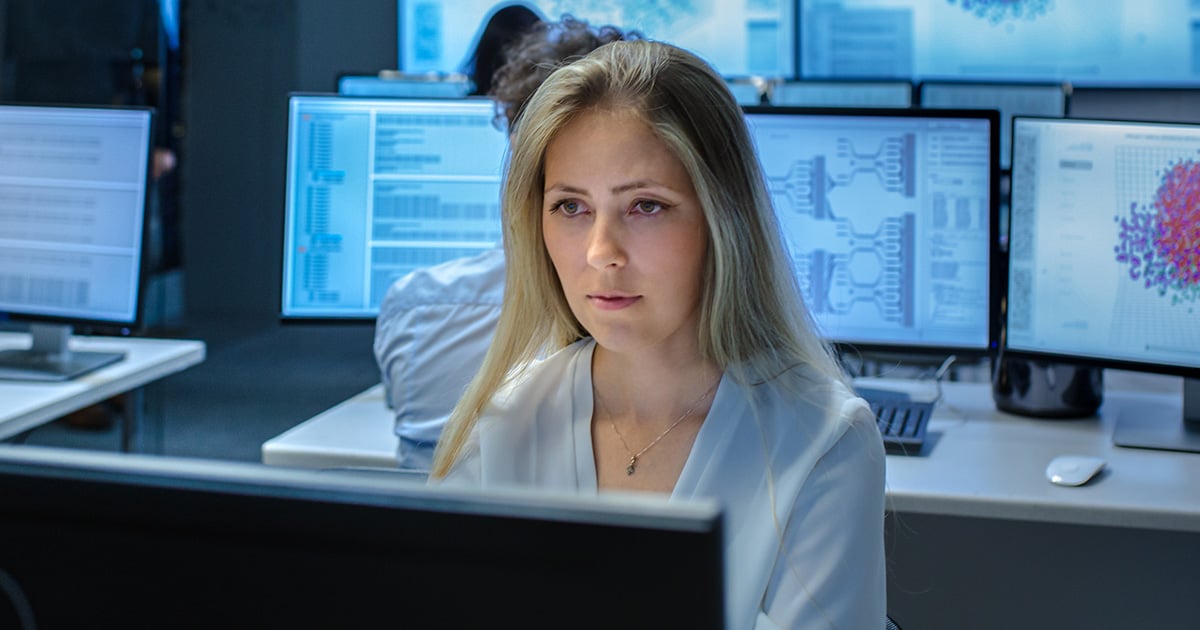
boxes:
[181,0,397,326]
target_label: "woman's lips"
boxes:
[587,293,641,310]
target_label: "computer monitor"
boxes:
[399,0,796,78]
[799,1,1200,86]
[918,81,1069,170]
[0,445,725,628]
[1007,116,1200,453]
[725,78,764,106]
[337,72,473,98]
[280,94,507,320]
[0,103,153,382]
[768,80,913,108]
[1068,87,1200,125]
[742,106,1001,358]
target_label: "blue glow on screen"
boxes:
[801,0,1200,86]
[399,0,795,78]
[280,96,508,319]
[744,109,996,351]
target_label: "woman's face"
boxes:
[541,108,709,357]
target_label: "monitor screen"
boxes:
[0,104,153,381]
[918,81,1069,170]
[743,106,1001,356]
[280,94,507,320]
[0,445,725,628]
[399,0,796,78]
[800,0,1200,86]
[725,78,764,106]
[337,73,473,98]
[1007,116,1200,451]
[0,104,152,327]
[768,80,913,108]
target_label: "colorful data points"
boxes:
[1114,159,1200,304]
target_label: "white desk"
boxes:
[864,376,1200,534]
[263,377,1200,532]
[263,374,1200,629]
[261,383,398,469]
[0,332,206,447]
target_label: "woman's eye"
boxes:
[633,200,665,215]
[551,199,585,216]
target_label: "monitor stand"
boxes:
[1112,377,1200,454]
[0,323,125,382]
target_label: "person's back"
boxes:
[373,16,642,470]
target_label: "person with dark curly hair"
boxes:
[488,15,642,130]
[373,15,640,472]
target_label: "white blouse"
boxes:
[443,339,886,629]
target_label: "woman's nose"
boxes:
[585,213,627,269]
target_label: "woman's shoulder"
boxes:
[745,363,872,442]
[488,339,593,413]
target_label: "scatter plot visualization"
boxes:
[1114,158,1200,305]
[948,0,1053,24]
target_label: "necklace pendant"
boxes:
[626,456,637,475]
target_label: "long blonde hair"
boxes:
[431,40,845,478]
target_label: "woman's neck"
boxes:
[591,342,722,425]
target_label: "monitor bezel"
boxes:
[742,105,1004,360]
[277,92,503,324]
[1002,114,1200,380]
[0,101,155,335]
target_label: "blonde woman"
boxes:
[433,39,885,629]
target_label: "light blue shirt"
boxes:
[443,339,887,629]
[373,247,505,470]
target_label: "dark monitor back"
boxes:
[0,446,725,629]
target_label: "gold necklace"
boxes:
[605,379,719,475]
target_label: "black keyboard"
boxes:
[856,387,933,455]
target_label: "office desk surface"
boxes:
[0,332,207,440]
[261,383,398,469]
[866,377,1199,533]
[263,377,1200,532]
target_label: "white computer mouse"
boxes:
[1045,454,1106,487]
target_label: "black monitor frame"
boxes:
[743,105,1004,363]
[0,445,725,628]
